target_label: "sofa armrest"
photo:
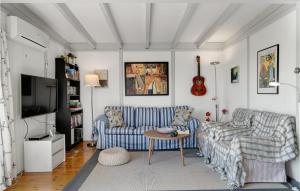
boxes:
[92,114,108,141]
[215,127,252,141]
[188,117,200,130]
[201,121,231,131]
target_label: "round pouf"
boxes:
[98,147,130,166]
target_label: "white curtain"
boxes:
[0,29,16,190]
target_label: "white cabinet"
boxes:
[24,134,65,172]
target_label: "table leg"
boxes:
[179,139,185,166]
[148,139,153,165]
[151,139,154,155]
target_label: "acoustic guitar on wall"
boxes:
[191,56,207,96]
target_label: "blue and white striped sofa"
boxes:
[93,106,200,150]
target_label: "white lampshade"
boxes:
[85,74,100,87]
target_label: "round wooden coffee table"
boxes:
[144,130,190,166]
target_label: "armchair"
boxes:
[198,108,298,188]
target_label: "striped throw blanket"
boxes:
[200,108,298,188]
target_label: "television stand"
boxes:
[24,134,65,172]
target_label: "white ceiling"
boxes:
[4,2,293,50]
[67,3,116,43]
[151,3,186,43]
[207,4,270,42]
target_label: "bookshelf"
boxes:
[55,57,83,150]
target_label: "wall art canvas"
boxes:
[95,69,108,87]
[125,62,169,96]
[257,44,279,94]
[231,66,239,83]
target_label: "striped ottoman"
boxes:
[98,147,130,166]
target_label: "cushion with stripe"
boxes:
[252,111,292,137]
[105,106,135,127]
[231,108,255,128]
[105,126,156,135]
[135,107,160,127]
[159,106,189,127]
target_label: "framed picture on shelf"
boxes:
[95,69,108,87]
[231,66,239,83]
[124,62,169,96]
[257,44,279,94]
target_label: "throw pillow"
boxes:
[105,108,124,128]
[171,108,193,128]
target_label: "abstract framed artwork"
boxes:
[95,69,108,87]
[231,66,239,83]
[124,62,169,96]
[257,44,279,94]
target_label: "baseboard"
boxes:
[288,176,300,189]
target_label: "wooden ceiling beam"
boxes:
[55,3,97,49]
[145,3,153,49]
[171,3,198,49]
[99,3,123,48]
[225,4,295,47]
[195,3,242,49]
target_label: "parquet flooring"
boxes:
[6,141,96,191]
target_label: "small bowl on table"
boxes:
[156,128,176,134]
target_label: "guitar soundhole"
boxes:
[196,80,202,85]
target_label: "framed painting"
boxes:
[124,62,169,96]
[257,44,279,94]
[95,69,108,87]
[231,66,239,83]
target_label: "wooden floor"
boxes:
[7,141,96,191]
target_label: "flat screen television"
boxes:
[21,74,57,118]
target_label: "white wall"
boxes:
[77,51,120,141]
[8,40,66,174]
[249,11,298,182]
[1,10,67,173]
[77,50,224,140]
[123,51,172,106]
[175,51,224,119]
[249,11,296,115]
[223,11,299,182]
[223,39,248,119]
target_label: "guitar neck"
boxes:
[196,56,201,76]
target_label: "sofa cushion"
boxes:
[105,106,135,127]
[105,108,124,128]
[135,107,160,127]
[159,106,189,127]
[231,108,255,128]
[105,126,156,135]
[171,107,193,128]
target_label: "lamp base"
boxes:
[87,142,96,147]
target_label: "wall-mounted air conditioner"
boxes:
[7,16,50,51]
